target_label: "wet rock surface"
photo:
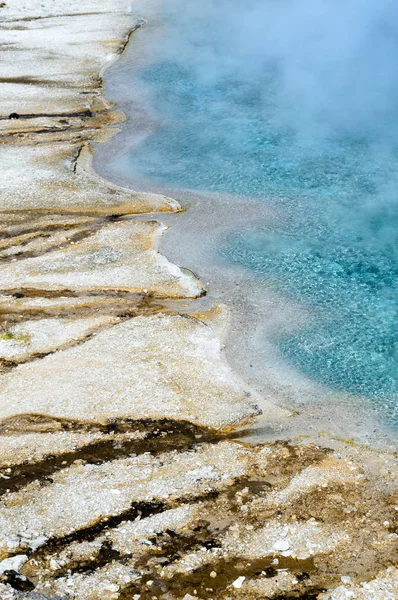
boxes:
[0,0,396,598]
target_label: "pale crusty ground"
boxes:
[0,215,97,236]
[0,442,249,558]
[0,294,161,319]
[320,567,398,599]
[0,0,396,599]
[0,0,180,214]
[0,315,118,362]
[0,441,393,600]
[0,430,111,468]
[0,315,261,429]
[0,224,97,260]
[160,519,351,578]
[0,220,203,298]
[0,144,181,213]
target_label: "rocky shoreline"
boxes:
[0,1,397,598]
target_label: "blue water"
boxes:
[117,0,398,424]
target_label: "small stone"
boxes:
[30,535,48,551]
[232,576,246,589]
[341,575,351,584]
[0,554,28,575]
[273,539,291,552]
[210,571,217,578]
[104,584,120,592]
[49,558,60,571]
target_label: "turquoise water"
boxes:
[117,0,398,424]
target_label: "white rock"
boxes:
[104,584,120,592]
[49,559,61,571]
[29,535,48,551]
[232,576,246,589]
[273,539,291,552]
[0,555,28,575]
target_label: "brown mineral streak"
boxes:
[0,1,396,599]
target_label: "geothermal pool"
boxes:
[97,0,398,433]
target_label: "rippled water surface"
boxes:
[106,0,398,424]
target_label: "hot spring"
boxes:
[96,0,398,438]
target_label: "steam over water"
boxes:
[105,0,398,426]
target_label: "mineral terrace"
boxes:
[0,1,397,598]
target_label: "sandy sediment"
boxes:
[0,1,396,598]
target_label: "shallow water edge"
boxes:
[96,153,396,451]
[94,0,397,451]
